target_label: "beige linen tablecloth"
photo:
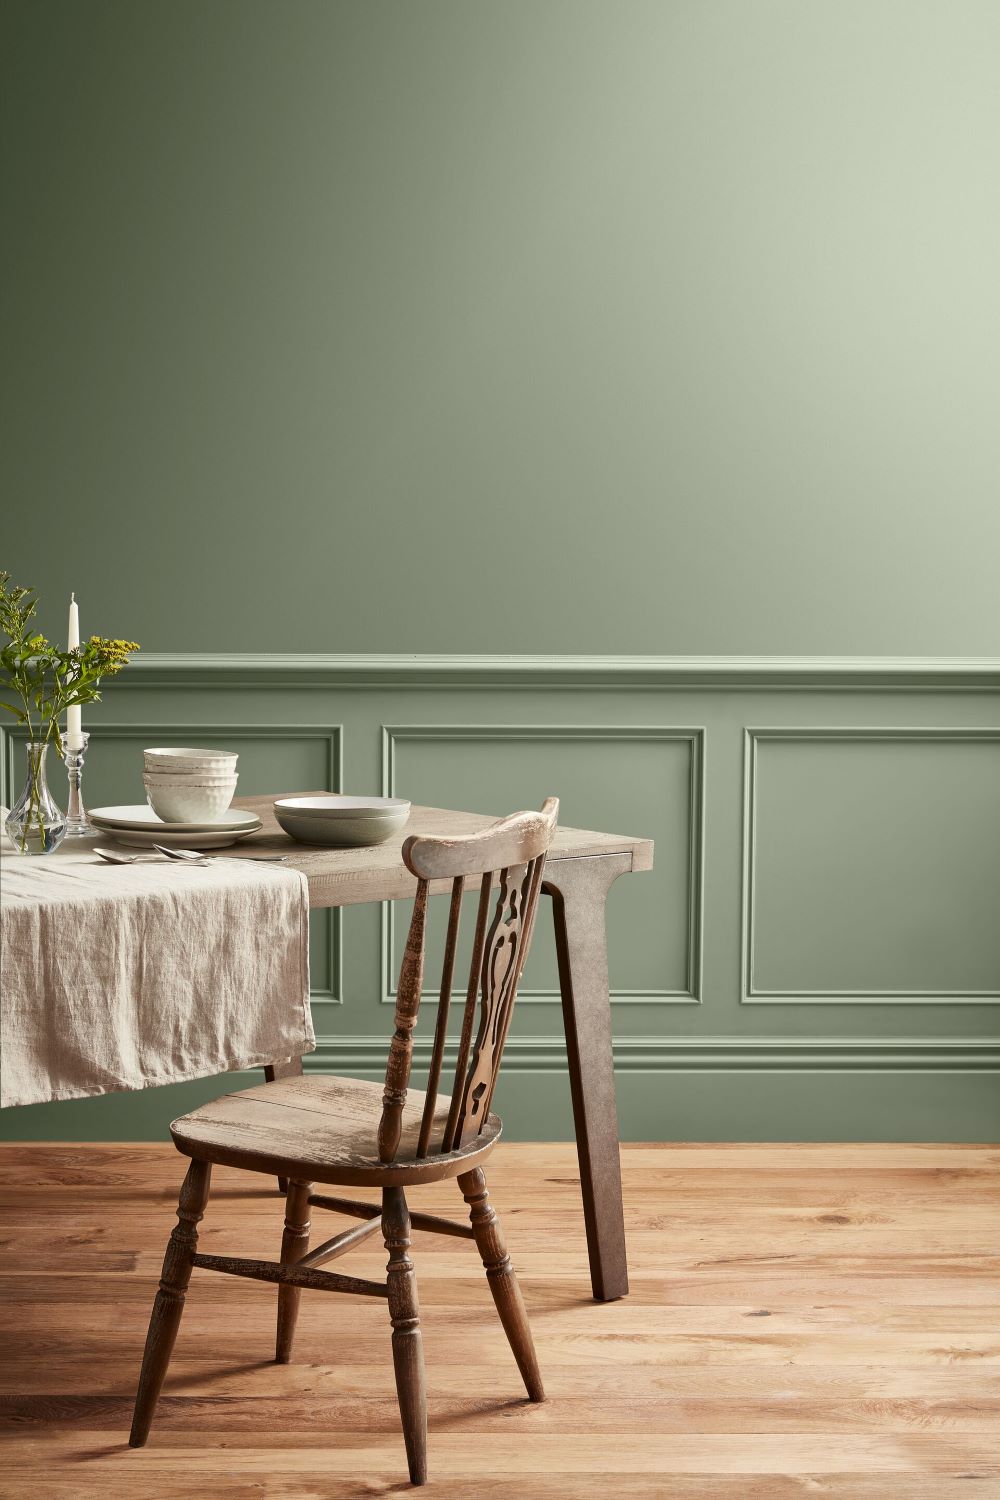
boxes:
[0,838,314,1108]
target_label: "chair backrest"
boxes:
[377,798,559,1162]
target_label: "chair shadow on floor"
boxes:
[185,1185,282,1200]
[160,1357,274,1391]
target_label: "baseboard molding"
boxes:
[307,1035,1000,1074]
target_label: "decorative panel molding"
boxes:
[379,723,705,1004]
[742,728,1000,1005]
[1,722,344,1004]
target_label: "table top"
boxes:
[230,793,654,908]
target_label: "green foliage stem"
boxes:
[0,572,140,749]
[0,572,139,850]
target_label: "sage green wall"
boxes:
[3,0,1000,653]
[3,4,999,1143]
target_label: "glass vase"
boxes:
[5,740,67,855]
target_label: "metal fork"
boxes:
[152,843,289,864]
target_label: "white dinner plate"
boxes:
[90,805,262,834]
[98,826,260,850]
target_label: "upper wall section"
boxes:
[4,1,1000,654]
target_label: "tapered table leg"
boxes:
[544,852,632,1302]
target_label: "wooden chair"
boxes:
[128,797,559,1486]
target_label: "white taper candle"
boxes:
[67,592,83,749]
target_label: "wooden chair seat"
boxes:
[171,1073,501,1187]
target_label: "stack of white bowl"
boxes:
[143,747,239,823]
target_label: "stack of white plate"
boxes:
[143,746,239,823]
[274,796,411,847]
[89,806,262,849]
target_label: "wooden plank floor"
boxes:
[1,1142,998,1497]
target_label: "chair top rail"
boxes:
[402,797,559,881]
[381,797,559,1163]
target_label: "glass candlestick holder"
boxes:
[62,731,93,837]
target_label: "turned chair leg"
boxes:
[382,1185,428,1486]
[275,1180,312,1363]
[129,1157,212,1447]
[459,1166,544,1402]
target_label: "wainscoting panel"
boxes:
[380,724,704,1006]
[743,729,1000,1003]
[2,656,998,1142]
[2,722,343,1005]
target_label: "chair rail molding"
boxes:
[124,653,1000,691]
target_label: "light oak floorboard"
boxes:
[0,1142,997,1497]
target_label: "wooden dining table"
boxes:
[233,792,654,1303]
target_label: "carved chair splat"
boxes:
[129,798,559,1487]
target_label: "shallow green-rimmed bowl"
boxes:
[274,796,411,847]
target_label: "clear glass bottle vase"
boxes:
[5,740,67,855]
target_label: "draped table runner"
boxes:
[0,838,313,1108]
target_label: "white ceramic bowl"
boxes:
[144,747,239,773]
[146,780,239,823]
[273,796,411,847]
[143,771,240,786]
[274,809,407,847]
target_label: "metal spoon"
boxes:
[94,847,164,865]
[152,843,288,863]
